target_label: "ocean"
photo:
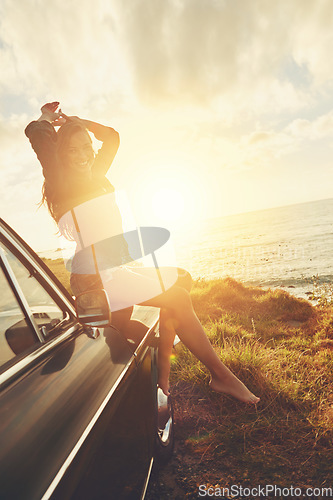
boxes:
[40,198,333,301]
[172,197,333,300]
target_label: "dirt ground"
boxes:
[145,440,195,499]
[145,381,333,500]
[145,383,230,500]
[145,426,234,500]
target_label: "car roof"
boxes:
[0,218,74,305]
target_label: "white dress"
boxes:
[58,192,179,311]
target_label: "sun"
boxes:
[151,187,185,224]
[128,151,206,229]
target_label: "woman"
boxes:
[26,102,259,404]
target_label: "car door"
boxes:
[0,223,159,499]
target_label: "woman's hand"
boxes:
[38,102,66,126]
[58,111,82,125]
[39,106,116,144]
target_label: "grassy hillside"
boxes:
[41,258,72,294]
[44,258,332,495]
[169,278,333,495]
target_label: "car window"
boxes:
[0,266,39,366]
[1,243,66,336]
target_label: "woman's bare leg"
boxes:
[140,286,259,404]
[157,308,177,396]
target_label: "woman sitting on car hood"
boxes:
[25,102,259,404]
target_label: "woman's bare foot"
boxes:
[209,371,260,404]
[158,352,172,396]
[158,376,170,396]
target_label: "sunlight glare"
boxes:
[151,187,185,224]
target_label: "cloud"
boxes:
[286,111,333,140]
[0,0,332,119]
[292,1,333,86]
[0,113,32,169]
[1,0,333,234]
[115,0,333,114]
[233,107,333,171]
[0,0,132,114]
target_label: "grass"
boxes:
[44,258,332,494]
[41,258,72,294]
[169,278,333,494]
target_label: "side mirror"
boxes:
[75,289,111,327]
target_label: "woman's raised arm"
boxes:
[25,102,64,177]
[37,102,66,126]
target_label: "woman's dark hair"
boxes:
[41,122,92,222]
[56,121,92,166]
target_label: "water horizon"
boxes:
[172,197,333,300]
[38,197,333,301]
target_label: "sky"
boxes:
[1,0,333,252]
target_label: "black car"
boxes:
[0,218,174,499]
